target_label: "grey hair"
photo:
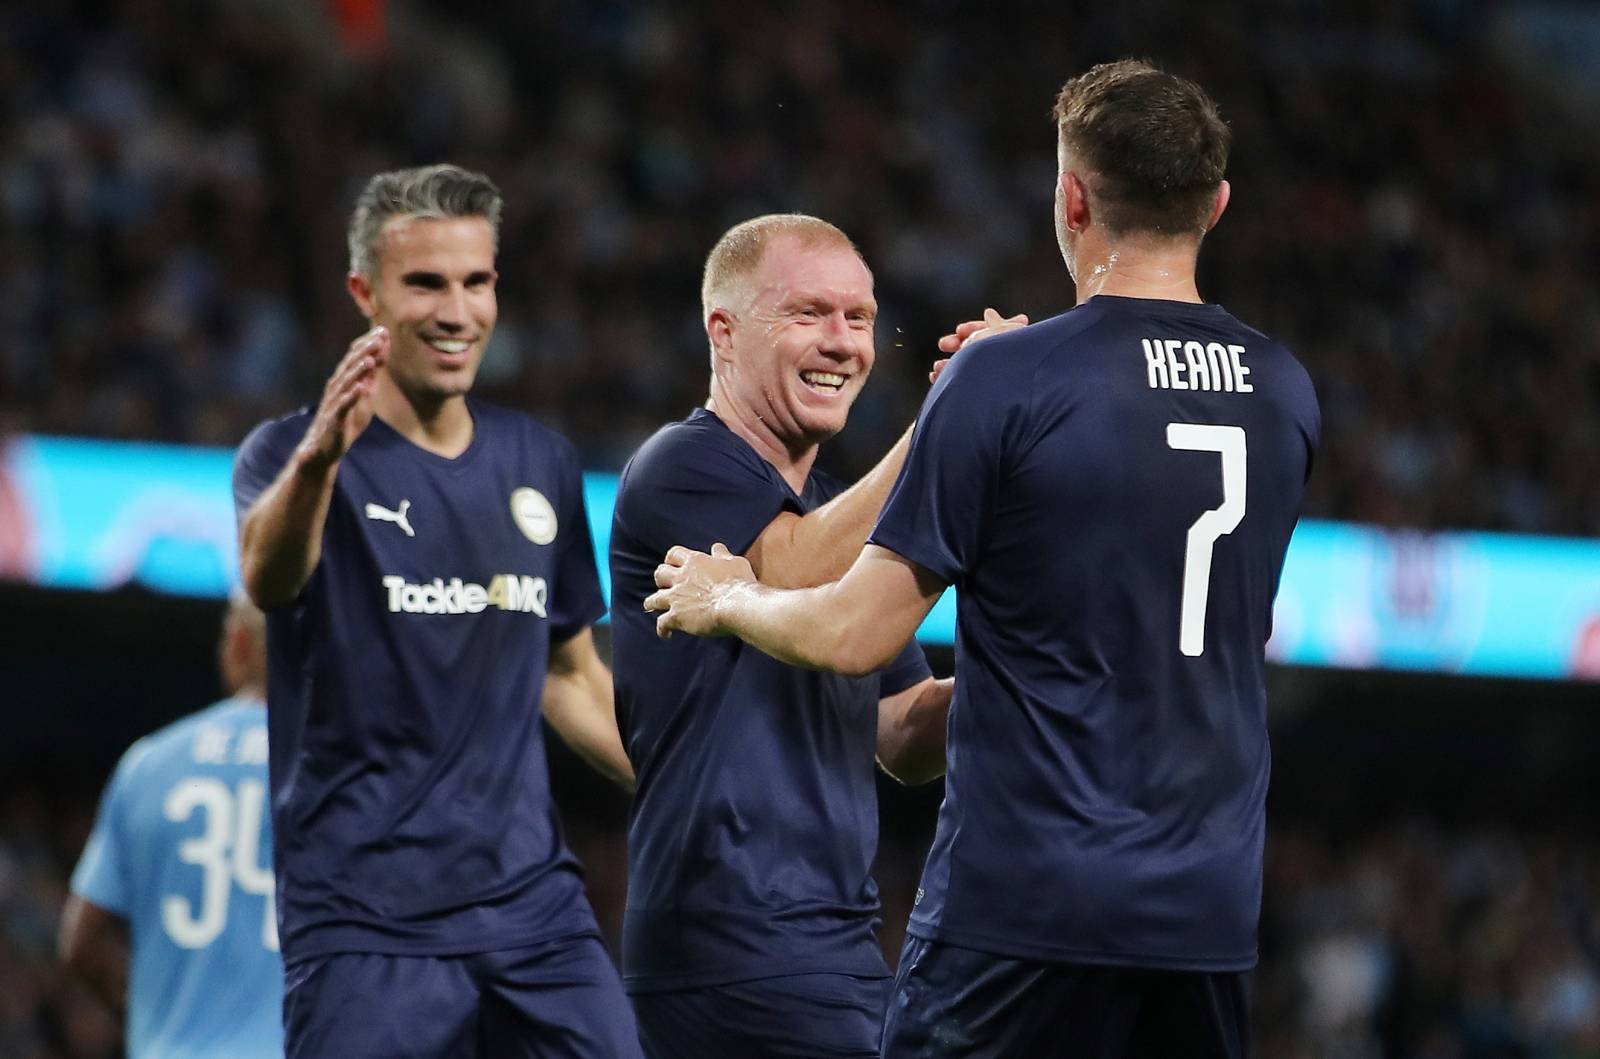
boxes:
[347,164,503,276]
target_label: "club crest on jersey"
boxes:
[510,487,557,545]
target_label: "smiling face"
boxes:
[347,215,499,407]
[716,234,877,449]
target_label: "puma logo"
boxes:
[365,499,415,537]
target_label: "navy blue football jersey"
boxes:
[611,408,932,991]
[870,296,1319,971]
[232,399,606,962]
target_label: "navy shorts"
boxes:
[882,937,1250,1059]
[283,934,643,1058]
[631,973,892,1058]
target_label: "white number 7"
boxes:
[1166,423,1247,657]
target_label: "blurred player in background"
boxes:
[234,164,640,1057]
[647,60,1320,1058]
[61,591,282,1058]
[610,214,978,1057]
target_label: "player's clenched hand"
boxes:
[296,327,389,469]
[930,308,1029,382]
[644,543,755,640]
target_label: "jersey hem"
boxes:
[623,954,890,994]
[905,921,1258,973]
[281,923,602,967]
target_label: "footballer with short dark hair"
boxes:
[648,60,1320,1058]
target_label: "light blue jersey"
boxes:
[71,696,283,1059]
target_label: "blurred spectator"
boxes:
[4,2,1599,1056]
[1,0,1596,534]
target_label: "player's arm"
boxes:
[877,676,952,786]
[542,628,635,791]
[58,895,129,1021]
[648,543,945,679]
[744,309,1026,591]
[238,328,388,607]
[743,429,910,589]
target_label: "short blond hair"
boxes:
[700,214,862,321]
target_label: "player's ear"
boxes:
[706,308,737,365]
[347,271,378,321]
[1062,171,1091,233]
[1204,180,1231,232]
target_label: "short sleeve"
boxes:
[877,638,933,698]
[232,415,305,526]
[548,439,607,643]
[69,741,148,916]
[869,342,1018,584]
[616,423,795,562]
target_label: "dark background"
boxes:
[3,0,1599,1055]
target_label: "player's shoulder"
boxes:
[934,310,1090,409]
[1216,310,1302,365]
[239,406,313,450]
[949,306,1110,376]
[636,408,737,458]
[235,406,313,473]
[110,698,252,786]
[468,398,573,447]
[468,398,583,464]
[1216,311,1319,413]
[622,409,754,485]
[147,697,257,750]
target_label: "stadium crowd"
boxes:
[3,0,1598,1055]
[2,0,1598,534]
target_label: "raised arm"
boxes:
[647,543,946,679]
[543,628,635,791]
[744,308,1027,591]
[239,328,388,607]
[745,425,912,589]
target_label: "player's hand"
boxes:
[297,327,389,470]
[930,309,1028,382]
[644,543,755,640]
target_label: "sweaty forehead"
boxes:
[376,215,495,272]
[750,236,874,308]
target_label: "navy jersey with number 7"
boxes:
[869,294,1319,971]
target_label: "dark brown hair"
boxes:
[1052,60,1231,238]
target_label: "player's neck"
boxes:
[704,393,819,495]
[372,376,475,458]
[1072,236,1204,305]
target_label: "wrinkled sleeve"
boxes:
[616,429,796,563]
[232,417,302,527]
[869,345,1013,585]
[877,639,934,697]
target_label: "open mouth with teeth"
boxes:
[799,369,849,395]
[424,337,475,362]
